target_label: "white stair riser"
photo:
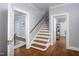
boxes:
[40,29,48,30]
[41,28,48,29]
[35,39,49,42]
[36,36,50,38]
[38,33,49,34]
[40,30,48,31]
[37,34,50,36]
[31,44,50,51]
[31,46,46,51]
[40,29,48,31]
[38,32,50,34]
[32,42,48,46]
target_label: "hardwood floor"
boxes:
[14,37,79,56]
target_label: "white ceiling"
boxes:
[32,3,62,12]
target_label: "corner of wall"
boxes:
[67,46,79,51]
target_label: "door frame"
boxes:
[13,7,30,49]
[8,4,30,56]
[50,13,69,49]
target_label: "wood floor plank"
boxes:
[14,37,79,56]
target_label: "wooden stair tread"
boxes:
[38,34,49,36]
[36,37,49,40]
[39,31,49,33]
[31,44,46,49]
[33,40,48,44]
[41,29,48,30]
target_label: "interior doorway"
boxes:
[8,6,30,56]
[14,10,26,49]
[50,13,69,49]
[54,15,66,40]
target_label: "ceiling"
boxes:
[32,3,62,12]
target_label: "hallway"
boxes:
[14,37,79,56]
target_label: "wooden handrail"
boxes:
[30,12,48,33]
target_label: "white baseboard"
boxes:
[68,46,79,51]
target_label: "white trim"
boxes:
[50,3,71,9]
[13,7,30,49]
[32,42,48,46]
[7,3,14,56]
[53,18,56,44]
[50,13,69,49]
[69,46,79,52]
[7,4,30,56]
[31,43,50,51]
[13,7,29,15]
[66,13,69,49]
[35,38,49,42]
[38,32,50,35]
[40,30,48,31]
[50,15,54,45]
[31,46,46,51]
[36,35,50,38]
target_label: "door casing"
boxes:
[7,4,30,56]
[50,13,69,49]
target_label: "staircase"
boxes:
[31,22,50,51]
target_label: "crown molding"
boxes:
[50,3,71,9]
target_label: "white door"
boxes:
[7,4,14,56]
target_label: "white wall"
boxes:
[49,4,79,50]
[0,3,8,55]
